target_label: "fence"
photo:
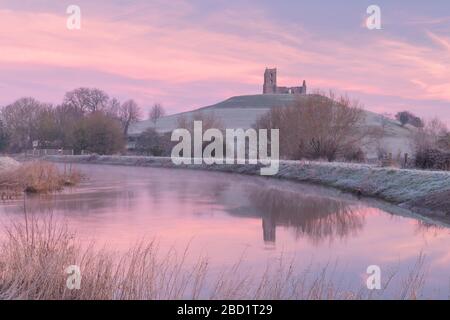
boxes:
[380,152,413,168]
[25,149,74,157]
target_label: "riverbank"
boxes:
[37,155,450,218]
[0,157,81,195]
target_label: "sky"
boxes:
[0,0,449,123]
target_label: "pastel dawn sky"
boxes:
[0,0,449,123]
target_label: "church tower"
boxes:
[263,68,277,94]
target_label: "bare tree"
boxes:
[439,133,450,150]
[73,112,125,155]
[106,97,121,118]
[63,88,109,114]
[413,118,448,152]
[149,103,165,124]
[413,118,450,170]
[1,97,44,151]
[255,91,368,161]
[119,99,142,135]
[54,103,84,149]
[36,106,60,147]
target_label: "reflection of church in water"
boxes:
[232,188,366,245]
[263,215,276,243]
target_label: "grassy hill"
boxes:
[129,94,415,159]
[199,94,299,109]
[130,94,314,134]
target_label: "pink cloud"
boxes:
[0,5,449,122]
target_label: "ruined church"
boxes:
[263,68,307,94]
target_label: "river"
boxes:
[1,164,449,298]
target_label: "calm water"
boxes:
[1,164,450,298]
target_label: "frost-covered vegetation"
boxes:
[0,156,20,172]
[413,118,450,170]
[43,155,450,216]
[0,159,82,196]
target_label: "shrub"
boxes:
[395,111,424,127]
[72,112,125,155]
[413,118,449,170]
[135,128,171,156]
[415,148,450,171]
[342,147,366,163]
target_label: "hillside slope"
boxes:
[129,94,415,159]
[129,94,297,135]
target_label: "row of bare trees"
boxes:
[0,88,164,155]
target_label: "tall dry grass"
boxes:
[0,161,82,197]
[0,217,428,300]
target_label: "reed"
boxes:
[0,161,82,196]
[0,217,428,300]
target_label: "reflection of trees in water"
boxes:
[0,170,367,247]
[0,175,231,219]
[413,220,445,237]
[248,187,365,245]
